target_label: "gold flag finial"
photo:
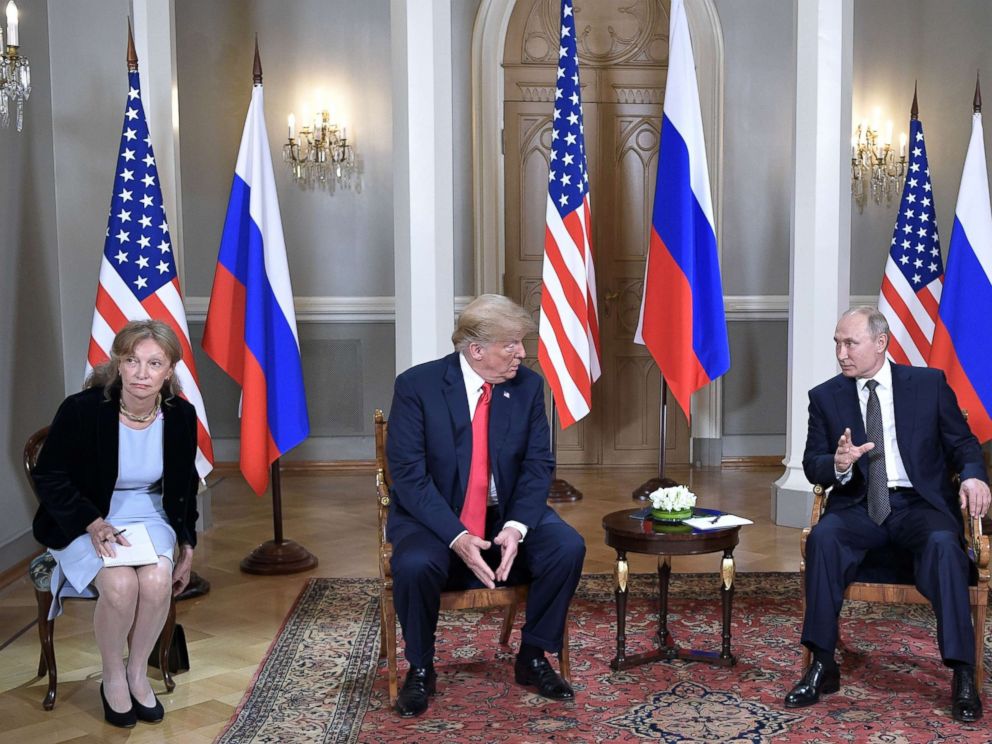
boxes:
[253,34,262,85]
[127,18,138,72]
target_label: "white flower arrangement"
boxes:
[648,484,696,512]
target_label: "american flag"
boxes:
[878,113,944,367]
[537,0,601,429]
[86,68,214,477]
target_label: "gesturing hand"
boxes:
[452,533,496,589]
[834,427,875,474]
[493,526,522,583]
[959,478,992,519]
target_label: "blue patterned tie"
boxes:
[864,380,891,525]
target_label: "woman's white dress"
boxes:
[47,415,176,619]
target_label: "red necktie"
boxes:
[461,382,492,538]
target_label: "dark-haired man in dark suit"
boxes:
[386,294,585,718]
[785,306,990,722]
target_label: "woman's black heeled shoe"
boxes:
[130,691,165,723]
[100,684,137,728]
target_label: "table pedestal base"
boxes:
[609,550,737,671]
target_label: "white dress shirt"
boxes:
[836,360,913,488]
[449,353,528,547]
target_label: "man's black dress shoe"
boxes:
[783,661,840,708]
[951,667,983,722]
[100,684,137,728]
[514,655,574,700]
[395,665,436,718]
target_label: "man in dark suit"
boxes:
[386,294,585,718]
[785,306,990,722]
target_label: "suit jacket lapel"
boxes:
[890,363,916,466]
[488,382,512,497]
[832,376,869,479]
[442,354,472,504]
[98,391,120,497]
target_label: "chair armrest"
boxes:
[377,470,393,581]
[963,511,990,573]
[809,484,828,528]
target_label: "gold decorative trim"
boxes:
[615,558,629,592]
[613,86,663,105]
[516,83,556,102]
[721,556,735,590]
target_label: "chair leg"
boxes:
[972,602,987,689]
[559,621,571,683]
[159,595,177,692]
[379,594,388,660]
[34,589,57,711]
[383,592,399,705]
[499,598,517,646]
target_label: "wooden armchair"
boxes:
[374,409,570,704]
[799,483,990,686]
[24,426,178,710]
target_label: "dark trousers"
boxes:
[802,490,974,666]
[391,508,585,668]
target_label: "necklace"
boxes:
[119,393,161,423]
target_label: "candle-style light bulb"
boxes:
[288,113,295,139]
[899,132,907,158]
[6,0,19,46]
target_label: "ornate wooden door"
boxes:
[503,0,689,466]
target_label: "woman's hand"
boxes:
[86,517,132,559]
[172,545,194,596]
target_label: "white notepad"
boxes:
[683,514,754,531]
[102,522,159,567]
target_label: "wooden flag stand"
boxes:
[632,381,679,500]
[240,459,318,574]
[548,400,582,503]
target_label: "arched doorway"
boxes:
[474,0,724,466]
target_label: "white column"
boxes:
[131,0,185,284]
[392,0,455,374]
[772,0,853,527]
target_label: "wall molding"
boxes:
[184,296,474,324]
[184,294,878,324]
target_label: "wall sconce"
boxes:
[283,108,356,191]
[851,114,906,211]
[1,0,31,131]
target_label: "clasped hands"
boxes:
[452,526,522,589]
[834,427,990,517]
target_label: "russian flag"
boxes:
[634,0,729,420]
[929,102,992,443]
[202,78,310,494]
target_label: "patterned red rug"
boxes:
[215,574,990,743]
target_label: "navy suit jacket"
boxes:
[803,363,987,521]
[385,352,555,548]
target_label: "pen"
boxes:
[709,514,721,524]
[112,529,127,537]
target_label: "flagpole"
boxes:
[548,399,582,503]
[240,457,319,575]
[632,381,678,500]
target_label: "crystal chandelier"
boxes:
[851,117,906,211]
[282,109,356,191]
[1,1,31,131]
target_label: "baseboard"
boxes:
[721,455,783,469]
[0,530,40,590]
[210,460,377,477]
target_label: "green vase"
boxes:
[651,507,693,523]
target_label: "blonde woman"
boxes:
[32,320,200,728]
